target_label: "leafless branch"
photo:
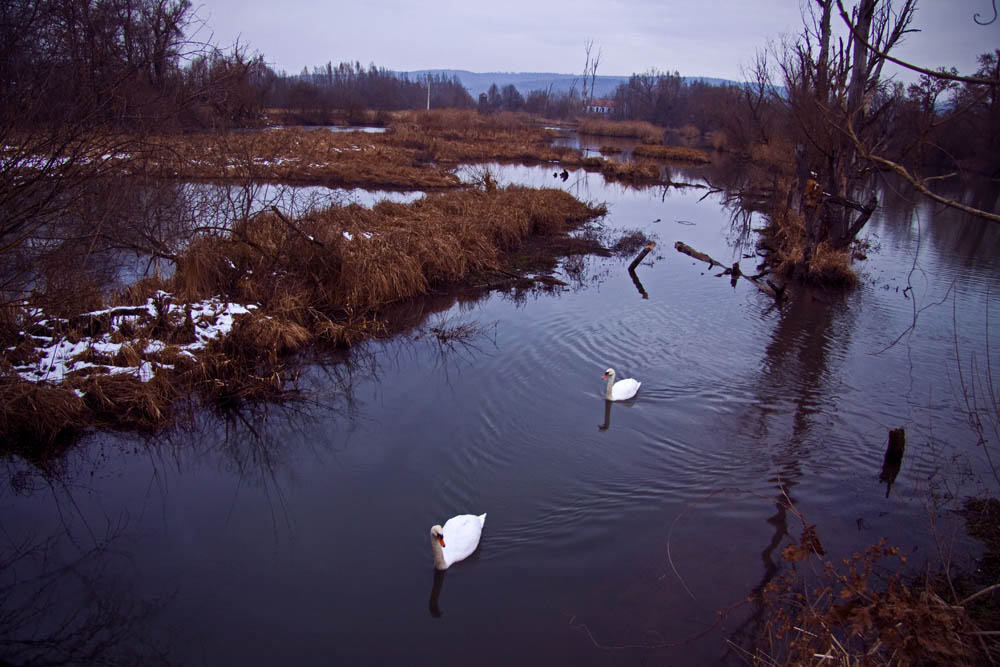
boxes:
[836,0,1000,85]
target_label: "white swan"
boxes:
[430,513,486,570]
[603,368,641,401]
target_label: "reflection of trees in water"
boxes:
[0,507,170,665]
[1,223,658,662]
[878,174,1000,276]
[724,287,858,657]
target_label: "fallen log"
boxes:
[674,241,780,300]
[628,267,649,299]
[628,242,656,272]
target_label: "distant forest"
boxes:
[3,0,996,187]
[266,62,476,123]
[264,61,746,132]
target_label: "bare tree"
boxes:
[581,38,602,107]
[834,0,1000,224]
[0,0,269,322]
[771,0,917,268]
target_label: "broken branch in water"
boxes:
[674,241,781,300]
[628,242,656,272]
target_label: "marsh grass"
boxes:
[595,160,663,186]
[764,207,858,287]
[748,530,996,666]
[1,184,606,450]
[632,144,711,164]
[577,119,663,144]
[151,111,575,189]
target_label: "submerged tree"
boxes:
[757,0,1000,285]
[832,0,1000,223]
[774,0,918,267]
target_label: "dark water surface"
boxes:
[3,163,999,665]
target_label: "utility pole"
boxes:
[426,76,431,110]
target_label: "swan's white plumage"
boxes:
[430,513,485,569]
[603,368,640,401]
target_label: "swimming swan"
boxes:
[430,513,486,570]
[602,368,641,401]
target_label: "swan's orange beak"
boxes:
[437,535,446,547]
[602,372,609,379]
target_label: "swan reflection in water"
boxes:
[599,368,641,431]
[428,570,446,618]
[599,399,613,431]
[427,513,486,618]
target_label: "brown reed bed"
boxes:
[2,184,606,453]
[16,111,682,192]
[593,159,664,186]
[144,110,574,189]
[631,144,711,164]
[155,128,462,189]
[176,185,605,312]
[576,119,664,144]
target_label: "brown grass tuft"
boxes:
[764,208,858,287]
[577,119,663,144]
[597,160,663,185]
[0,380,87,450]
[75,372,176,429]
[631,144,711,164]
[750,141,795,173]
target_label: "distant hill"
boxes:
[402,69,739,99]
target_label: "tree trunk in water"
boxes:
[831,0,877,247]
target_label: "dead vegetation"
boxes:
[632,144,711,164]
[1,184,606,452]
[142,110,578,188]
[758,204,858,287]
[577,119,664,144]
[743,518,998,666]
[593,159,665,186]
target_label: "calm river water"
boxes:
[3,155,999,665]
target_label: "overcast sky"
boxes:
[188,0,999,82]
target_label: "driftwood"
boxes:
[628,242,656,272]
[674,241,781,300]
[628,269,648,299]
[626,242,655,299]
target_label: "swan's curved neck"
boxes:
[430,531,448,570]
[604,371,616,399]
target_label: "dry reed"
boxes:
[764,208,858,287]
[631,145,711,164]
[143,111,572,189]
[2,184,606,451]
[576,119,664,144]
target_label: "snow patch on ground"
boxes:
[10,293,257,386]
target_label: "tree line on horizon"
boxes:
[2,0,996,310]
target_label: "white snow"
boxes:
[11,293,257,387]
